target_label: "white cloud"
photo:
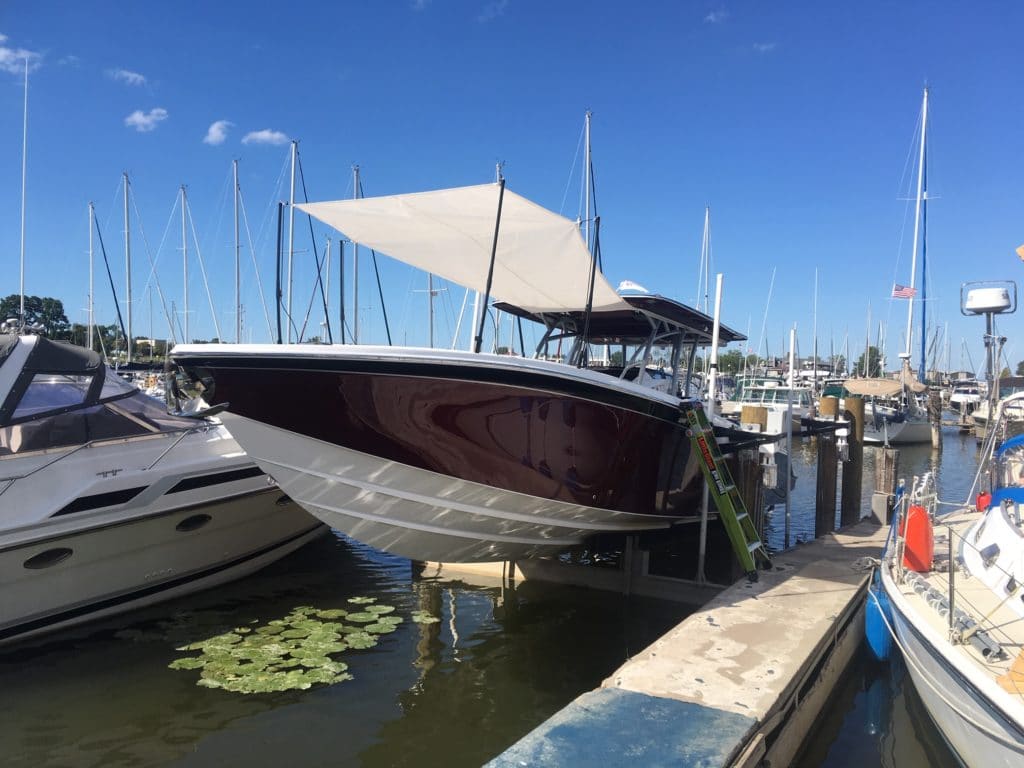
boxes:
[124,107,169,132]
[0,33,42,74]
[704,10,727,23]
[203,119,233,145]
[753,42,777,53]
[242,128,289,146]
[108,68,147,86]
[478,0,508,23]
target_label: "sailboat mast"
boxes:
[812,268,818,384]
[123,172,132,363]
[181,185,189,343]
[19,58,28,329]
[904,87,928,360]
[88,202,94,350]
[352,164,360,344]
[919,124,929,381]
[234,158,241,344]
[287,141,297,343]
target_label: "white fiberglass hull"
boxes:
[0,426,324,645]
[882,568,1024,767]
[222,413,675,563]
[863,416,934,445]
[1,490,323,645]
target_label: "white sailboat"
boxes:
[870,392,1024,765]
[851,89,933,445]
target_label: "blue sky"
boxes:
[1,2,1022,373]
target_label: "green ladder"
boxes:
[685,406,772,580]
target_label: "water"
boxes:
[1,535,689,768]
[2,425,984,767]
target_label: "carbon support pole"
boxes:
[474,178,505,354]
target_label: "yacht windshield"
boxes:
[11,374,93,420]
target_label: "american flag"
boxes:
[892,284,917,299]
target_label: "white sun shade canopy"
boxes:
[297,183,630,314]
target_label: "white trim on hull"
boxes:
[223,414,677,563]
[883,567,1024,767]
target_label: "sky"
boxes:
[1,1,1022,374]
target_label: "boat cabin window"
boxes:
[11,374,92,420]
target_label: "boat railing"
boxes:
[0,423,211,497]
[890,474,1020,663]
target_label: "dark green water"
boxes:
[1,535,689,768]
[2,425,981,767]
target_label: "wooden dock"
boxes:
[486,520,888,767]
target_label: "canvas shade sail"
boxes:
[297,184,629,314]
[842,378,905,397]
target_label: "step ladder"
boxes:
[685,406,772,580]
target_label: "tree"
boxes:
[0,294,71,338]
[1016,360,1024,376]
[853,346,883,377]
[718,349,744,374]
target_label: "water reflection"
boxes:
[1,534,689,768]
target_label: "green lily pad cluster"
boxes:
[168,601,408,694]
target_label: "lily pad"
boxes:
[168,656,207,671]
[344,632,379,650]
[366,604,395,615]
[346,612,378,623]
[347,596,377,605]
[364,622,398,635]
[411,611,441,624]
[316,609,348,619]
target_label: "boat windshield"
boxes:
[0,369,197,457]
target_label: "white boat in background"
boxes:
[844,360,933,445]
[0,335,324,645]
[870,392,1024,766]
[972,378,1024,439]
[718,375,813,433]
[948,378,983,414]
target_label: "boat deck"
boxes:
[892,506,1024,700]
[487,521,888,767]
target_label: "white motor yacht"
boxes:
[0,335,325,645]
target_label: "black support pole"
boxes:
[275,202,283,345]
[474,178,506,354]
[578,216,600,367]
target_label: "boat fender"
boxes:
[865,573,893,662]
[901,504,934,572]
[976,491,992,512]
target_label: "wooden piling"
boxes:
[870,446,899,526]
[815,433,838,537]
[726,449,765,582]
[840,397,864,528]
[818,396,839,419]
[740,405,768,432]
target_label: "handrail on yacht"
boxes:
[0,424,206,496]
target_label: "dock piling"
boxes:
[840,398,864,527]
